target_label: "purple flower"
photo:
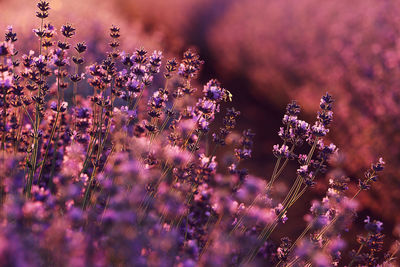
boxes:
[0,71,13,89]
[372,157,385,172]
[148,50,163,74]
[199,154,217,172]
[50,101,57,111]
[364,216,384,234]
[320,93,334,111]
[297,165,309,177]
[0,41,13,56]
[272,144,290,158]
[295,120,309,135]
[196,98,218,115]
[203,79,226,102]
[61,24,75,38]
[297,154,308,165]
[282,114,297,126]
[312,121,329,137]
[274,203,288,224]
[286,101,300,116]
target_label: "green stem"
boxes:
[37,65,62,184]
[82,100,105,210]
[26,18,44,197]
[48,130,61,190]
[268,144,295,189]
[72,62,79,134]
[244,139,319,264]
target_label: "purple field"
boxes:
[0,0,399,266]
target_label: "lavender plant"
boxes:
[0,1,397,266]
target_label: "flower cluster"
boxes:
[0,1,396,266]
[348,217,386,266]
[204,0,400,224]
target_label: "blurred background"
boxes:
[1,0,400,257]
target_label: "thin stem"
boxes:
[72,62,79,133]
[48,130,61,190]
[267,144,295,189]
[277,223,312,267]
[37,64,62,184]
[314,186,366,242]
[149,130,205,224]
[199,212,224,260]
[294,175,376,267]
[21,104,35,126]
[2,76,7,150]
[14,107,23,154]
[82,102,104,210]
[78,135,96,177]
[244,139,319,264]
[26,18,44,197]
[131,87,144,112]
[348,244,364,267]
